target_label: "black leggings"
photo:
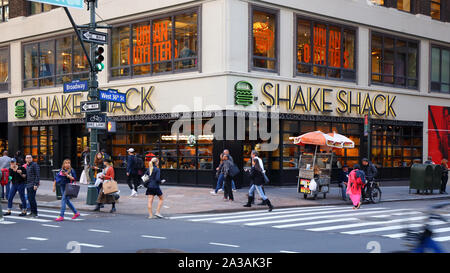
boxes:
[442,175,448,192]
[224,176,234,201]
[127,174,140,191]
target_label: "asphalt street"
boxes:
[1,199,449,253]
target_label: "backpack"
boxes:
[135,156,145,174]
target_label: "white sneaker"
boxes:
[130,190,137,197]
[155,213,164,219]
[232,189,237,192]
[218,189,223,192]
[210,191,217,195]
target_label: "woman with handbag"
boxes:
[243,158,274,211]
[53,159,80,221]
[145,158,165,219]
[221,155,234,202]
[94,159,117,213]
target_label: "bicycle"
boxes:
[396,201,450,253]
[361,179,382,204]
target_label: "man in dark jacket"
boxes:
[25,155,40,217]
[126,148,139,197]
[361,158,378,182]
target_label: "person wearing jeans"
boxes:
[4,158,27,217]
[25,155,40,217]
[53,159,80,221]
[243,158,273,212]
[0,150,12,200]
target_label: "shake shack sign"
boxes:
[15,86,155,120]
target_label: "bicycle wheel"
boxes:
[370,186,382,204]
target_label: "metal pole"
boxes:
[86,0,99,205]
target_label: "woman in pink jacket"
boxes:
[346,164,366,209]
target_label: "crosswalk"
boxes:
[0,208,88,225]
[169,205,450,242]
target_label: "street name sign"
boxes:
[63,79,88,93]
[80,30,108,44]
[27,0,84,9]
[99,89,126,103]
[81,100,107,113]
[86,113,107,129]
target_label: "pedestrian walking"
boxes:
[223,149,237,191]
[92,152,104,194]
[24,155,40,217]
[0,150,12,200]
[4,158,27,217]
[211,153,225,195]
[145,158,165,219]
[346,164,366,209]
[126,148,140,197]
[243,158,274,211]
[440,158,448,194]
[94,159,117,213]
[221,154,234,202]
[251,150,268,205]
[53,159,80,221]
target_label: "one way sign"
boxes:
[81,100,107,113]
[80,30,108,44]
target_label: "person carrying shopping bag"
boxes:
[346,164,366,210]
[243,158,274,212]
[145,158,165,219]
[53,159,80,221]
[93,159,117,213]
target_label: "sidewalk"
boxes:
[2,180,449,216]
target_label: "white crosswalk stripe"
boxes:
[1,209,87,225]
[170,206,450,243]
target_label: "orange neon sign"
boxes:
[130,21,178,65]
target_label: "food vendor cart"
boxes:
[291,131,354,200]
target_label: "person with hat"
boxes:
[4,158,28,217]
[126,148,139,197]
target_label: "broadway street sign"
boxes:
[80,30,108,44]
[63,80,88,93]
[99,89,126,103]
[27,0,84,9]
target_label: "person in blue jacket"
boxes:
[53,159,80,221]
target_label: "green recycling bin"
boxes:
[409,164,433,194]
[52,169,62,200]
[429,164,443,194]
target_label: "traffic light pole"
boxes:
[86,0,99,205]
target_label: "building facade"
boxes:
[0,0,449,187]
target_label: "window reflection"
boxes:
[252,9,277,71]
[0,47,8,91]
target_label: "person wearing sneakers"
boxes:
[53,159,80,221]
[4,158,28,217]
[243,158,274,212]
[126,148,140,197]
[145,158,165,219]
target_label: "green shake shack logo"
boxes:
[15,100,26,119]
[235,81,254,106]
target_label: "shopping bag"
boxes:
[80,170,88,185]
[103,180,119,195]
[65,183,80,198]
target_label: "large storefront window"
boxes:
[0,0,8,22]
[0,47,8,92]
[251,7,277,72]
[23,36,90,89]
[22,126,54,166]
[371,33,418,89]
[107,120,212,171]
[297,18,356,81]
[371,125,422,168]
[110,8,199,79]
[431,45,450,94]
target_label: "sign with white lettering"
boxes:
[99,89,126,104]
[80,30,108,45]
[27,0,84,9]
[63,80,89,93]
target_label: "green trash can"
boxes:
[52,169,62,200]
[409,164,433,194]
[429,164,443,194]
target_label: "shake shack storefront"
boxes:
[7,78,426,186]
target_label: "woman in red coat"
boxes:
[94,159,117,213]
[346,164,365,209]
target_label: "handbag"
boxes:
[142,174,150,183]
[229,164,240,177]
[65,182,80,198]
[103,180,119,195]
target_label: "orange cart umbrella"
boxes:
[290,131,342,148]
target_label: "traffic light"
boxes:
[95,46,105,72]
